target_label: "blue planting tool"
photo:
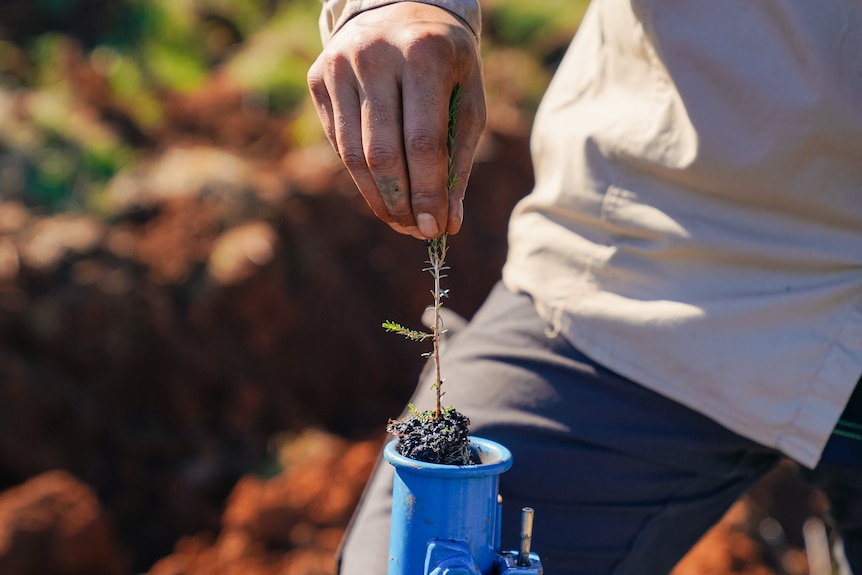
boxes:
[385,437,543,575]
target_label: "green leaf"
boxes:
[382,321,432,342]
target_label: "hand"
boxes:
[307,2,486,239]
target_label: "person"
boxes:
[307,0,862,573]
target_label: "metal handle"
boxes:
[516,507,534,567]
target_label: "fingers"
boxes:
[307,58,337,153]
[400,24,485,238]
[347,87,427,239]
[402,65,450,239]
[361,88,418,236]
[307,3,485,239]
[309,46,426,239]
[311,53,425,239]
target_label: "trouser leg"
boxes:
[340,282,783,575]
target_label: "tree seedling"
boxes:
[383,86,474,466]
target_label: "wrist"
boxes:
[322,0,481,45]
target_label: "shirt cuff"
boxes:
[319,0,481,45]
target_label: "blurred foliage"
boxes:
[485,0,589,57]
[0,0,587,213]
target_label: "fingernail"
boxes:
[416,213,439,238]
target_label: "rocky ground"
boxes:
[0,121,533,573]
[0,126,835,574]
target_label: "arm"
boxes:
[307,0,485,239]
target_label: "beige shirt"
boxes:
[320,0,862,468]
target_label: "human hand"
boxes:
[307,2,486,239]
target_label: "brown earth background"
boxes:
[0,1,839,574]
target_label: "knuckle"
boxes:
[325,51,354,79]
[406,130,444,158]
[409,191,442,210]
[378,198,412,223]
[307,75,330,106]
[349,37,393,73]
[401,30,455,62]
[366,145,401,172]
[307,55,327,85]
[340,147,367,170]
[306,67,323,92]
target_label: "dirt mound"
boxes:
[0,129,533,571]
[0,470,125,575]
[146,431,379,575]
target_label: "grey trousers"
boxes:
[340,282,859,575]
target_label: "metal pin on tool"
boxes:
[516,507,535,567]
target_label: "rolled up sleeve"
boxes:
[319,0,481,45]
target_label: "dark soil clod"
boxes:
[386,407,476,465]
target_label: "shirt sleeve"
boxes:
[319,0,481,45]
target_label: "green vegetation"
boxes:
[487,0,589,49]
[0,0,322,212]
[0,0,586,212]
